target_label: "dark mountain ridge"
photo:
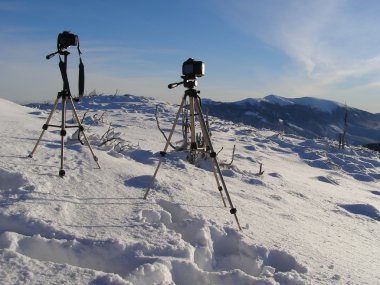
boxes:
[202,95,380,146]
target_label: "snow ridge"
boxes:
[261,95,343,112]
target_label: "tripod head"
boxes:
[46,49,70,60]
[168,75,198,90]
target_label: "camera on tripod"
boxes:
[182,58,205,78]
[168,58,205,89]
[58,31,78,50]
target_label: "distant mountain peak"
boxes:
[234,98,259,106]
[262,95,295,106]
[262,95,343,112]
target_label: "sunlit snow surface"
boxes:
[0,95,379,285]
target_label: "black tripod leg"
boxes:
[210,159,227,207]
[29,96,61,158]
[68,97,101,169]
[59,96,67,177]
[194,97,242,230]
[144,95,187,199]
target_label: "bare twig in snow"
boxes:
[220,145,236,168]
[155,105,176,150]
[258,162,264,175]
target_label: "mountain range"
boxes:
[202,95,380,146]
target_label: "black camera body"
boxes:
[58,31,78,50]
[182,58,205,78]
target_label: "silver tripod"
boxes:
[28,50,100,177]
[144,78,242,230]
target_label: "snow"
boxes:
[235,98,259,106]
[0,95,379,284]
[244,111,259,117]
[262,95,343,112]
[262,95,294,106]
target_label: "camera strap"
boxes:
[78,57,84,98]
[77,37,84,99]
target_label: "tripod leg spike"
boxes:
[233,213,242,230]
[144,159,163,200]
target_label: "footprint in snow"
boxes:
[137,199,309,284]
[0,168,35,200]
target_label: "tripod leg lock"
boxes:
[230,208,237,214]
[60,129,67,136]
[210,152,216,158]
[218,186,223,192]
[42,124,48,130]
[160,151,166,157]
[190,142,197,150]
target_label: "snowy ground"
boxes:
[0,95,379,285]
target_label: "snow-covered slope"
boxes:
[0,95,379,284]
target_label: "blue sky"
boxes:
[1,0,380,113]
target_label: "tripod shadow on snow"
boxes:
[124,175,151,189]
[127,150,155,165]
[64,141,85,152]
[0,154,33,160]
[10,136,47,142]
[44,143,61,149]
[23,195,143,208]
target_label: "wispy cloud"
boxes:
[215,0,380,83]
